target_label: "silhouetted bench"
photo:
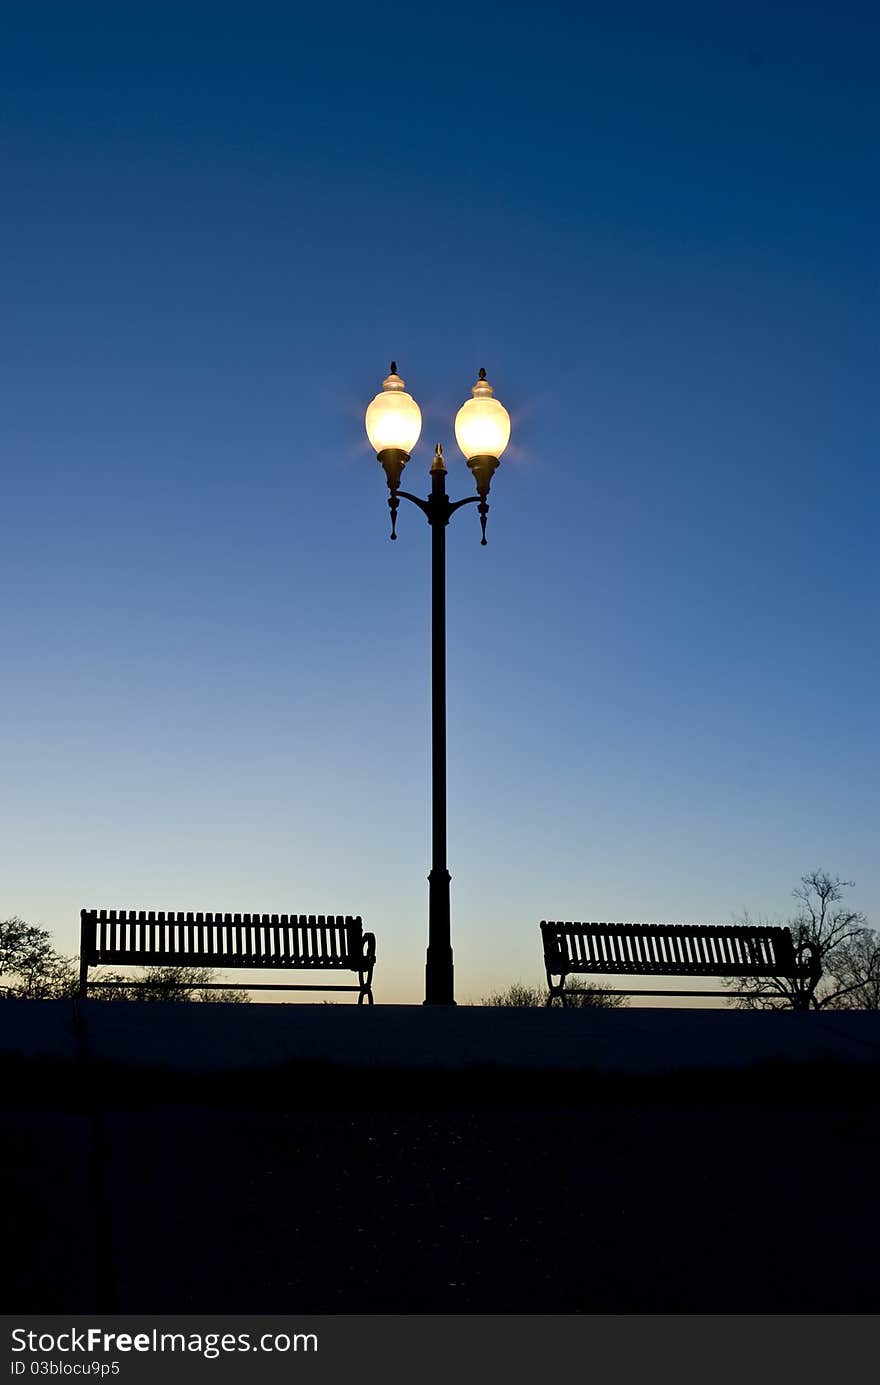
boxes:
[540,920,820,1008]
[79,909,376,1004]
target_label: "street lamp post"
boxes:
[365,364,511,1005]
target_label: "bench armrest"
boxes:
[362,932,377,964]
[795,939,822,985]
[540,927,565,972]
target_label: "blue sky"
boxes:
[1,1,877,1002]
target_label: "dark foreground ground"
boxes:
[3,1059,879,1313]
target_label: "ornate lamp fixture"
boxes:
[364,363,512,1003]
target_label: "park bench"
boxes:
[79,909,376,1004]
[540,920,820,1008]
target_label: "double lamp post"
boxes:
[364,365,512,1005]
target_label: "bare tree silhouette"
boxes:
[0,916,76,998]
[825,928,880,1010]
[1,918,249,1002]
[725,871,873,1010]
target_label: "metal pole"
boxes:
[424,462,454,1004]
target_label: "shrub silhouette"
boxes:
[481,979,626,1008]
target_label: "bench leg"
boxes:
[78,911,92,1000]
[546,972,567,1007]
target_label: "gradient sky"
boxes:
[2,1,877,1003]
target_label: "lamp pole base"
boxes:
[424,867,455,1006]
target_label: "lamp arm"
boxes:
[397,492,477,519]
[391,489,488,544]
[452,492,491,545]
[395,490,431,517]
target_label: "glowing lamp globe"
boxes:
[365,364,422,459]
[454,369,510,498]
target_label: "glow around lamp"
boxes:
[454,368,510,500]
